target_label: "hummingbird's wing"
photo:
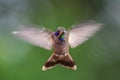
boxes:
[12,26,54,50]
[68,21,102,48]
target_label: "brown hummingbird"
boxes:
[12,21,102,71]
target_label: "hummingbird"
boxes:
[12,21,102,71]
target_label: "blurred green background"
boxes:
[0,0,120,80]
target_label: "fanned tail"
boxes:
[42,53,77,71]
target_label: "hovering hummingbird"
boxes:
[12,21,102,71]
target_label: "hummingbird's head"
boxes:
[54,27,65,37]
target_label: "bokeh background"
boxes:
[0,0,120,80]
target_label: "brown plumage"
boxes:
[42,27,76,71]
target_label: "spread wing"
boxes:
[68,21,102,48]
[12,26,54,50]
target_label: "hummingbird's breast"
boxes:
[53,32,69,55]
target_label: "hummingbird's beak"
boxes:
[58,30,64,37]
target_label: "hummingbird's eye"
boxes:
[54,30,60,36]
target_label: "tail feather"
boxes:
[42,54,59,71]
[42,53,77,71]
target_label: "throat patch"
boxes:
[59,34,64,41]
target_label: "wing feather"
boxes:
[68,21,102,48]
[12,26,53,50]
